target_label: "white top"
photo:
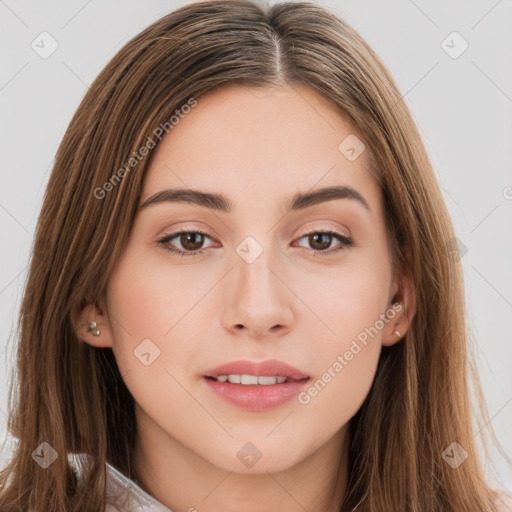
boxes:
[68,452,173,511]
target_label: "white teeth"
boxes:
[213,374,288,385]
[241,374,259,385]
[257,376,277,385]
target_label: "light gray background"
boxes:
[1,0,511,494]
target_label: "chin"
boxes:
[204,441,309,475]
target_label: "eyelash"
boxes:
[157,228,354,257]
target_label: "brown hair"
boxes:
[0,0,508,510]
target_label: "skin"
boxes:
[77,84,415,512]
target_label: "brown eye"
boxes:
[157,230,215,256]
[179,232,205,251]
[308,233,333,251]
[295,229,354,255]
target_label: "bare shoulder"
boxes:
[494,490,512,512]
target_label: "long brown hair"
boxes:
[0,1,508,510]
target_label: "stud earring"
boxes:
[87,321,100,336]
[394,330,401,339]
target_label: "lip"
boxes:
[204,359,310,411]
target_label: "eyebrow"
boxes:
[139,184,370,213]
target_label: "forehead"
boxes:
[142,84,382,216]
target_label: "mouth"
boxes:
[203,359,310,411]
[206,374,293,385]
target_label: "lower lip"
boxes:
[204,377,309,411]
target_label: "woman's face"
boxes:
[86,84,408,474]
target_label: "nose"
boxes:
[221,244,294,341]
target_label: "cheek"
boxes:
[104,251,204,437]
[296,294,383,430]
[107,247,208,347]
[295,350,379,443]
[104,251,208,402]
[298,255,390,346]
[294,258,388,418]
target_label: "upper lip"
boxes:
[205,359,309,381]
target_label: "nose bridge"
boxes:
[235,233,281,304]
[225,233,293,336]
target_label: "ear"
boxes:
[73,299,114,348]
[382,246,416,347]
